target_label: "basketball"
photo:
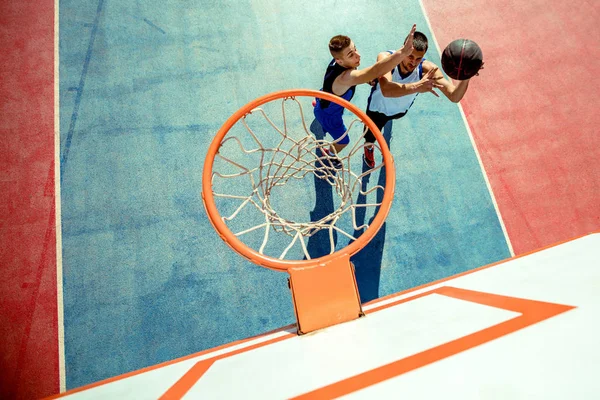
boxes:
[441,39,483,80]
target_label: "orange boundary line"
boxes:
[291,286,575,399]
[44,324,295,399]
[46,231,596,398]
[159,334,292,399]
[362,230,598,310]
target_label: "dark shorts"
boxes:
[363,109,406,143]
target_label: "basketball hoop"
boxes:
[201,89,395,333]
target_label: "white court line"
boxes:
[417,0,514,257]
[55,0,66,392]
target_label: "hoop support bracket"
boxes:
[287,254,364,335]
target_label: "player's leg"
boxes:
[363,110,390,168]
[325,119,350,169]
[312,107,348,169]
[364,110,390,143]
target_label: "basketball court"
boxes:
[1,0,598,398]
[49,232,600,399]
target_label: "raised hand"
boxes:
[399,24,417,56]
[415,67,444,97]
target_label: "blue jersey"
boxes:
[316,59,356,115]
[313,59,356,144]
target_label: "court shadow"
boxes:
[137,260,225,366]
[305,167,337,259]
[351,121,394,303]
[309,118,325,140]
[304,118,338,259]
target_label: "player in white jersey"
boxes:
[362,31,473,167]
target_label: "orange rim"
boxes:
[201,89,395,271]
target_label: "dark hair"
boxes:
[406,31,428,52]
[329,35,351,56]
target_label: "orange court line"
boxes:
[362,230,597,310]
[45,325,295,399]
[47,232,593,398]
[159,333,292,399]
[291,286,575,399]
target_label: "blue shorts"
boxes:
[313,102,350,145]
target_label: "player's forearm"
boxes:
[364,51,406,82]
[380,81,419,98]
[448,79,470,103]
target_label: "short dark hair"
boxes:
[329,35,351,57]
[406,31,428,52]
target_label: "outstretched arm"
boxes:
[378,58,444,98]
[335,24,416,91]
[423,61,470,103]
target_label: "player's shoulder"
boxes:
[422,60,445,76]
[337,68,356,83]
[376,50,395,59]
[422,59,438,71]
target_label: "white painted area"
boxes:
[62,358,197,400]
[347,301,599,399]
[60,330,293,399]
[364,233,600,312]
[59,233,600,399]
[185,295,517,399]
[448,233,600,305]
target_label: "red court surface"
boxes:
[421,0,600,254]
[1,0,599,398]
[0,1,59,399]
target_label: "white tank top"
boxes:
[367,52,424,116]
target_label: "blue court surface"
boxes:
[59,0,510,388]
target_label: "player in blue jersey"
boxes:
[313,24,417,166]
[362,31,473,167]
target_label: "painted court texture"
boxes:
[44,233,600,398]
[1,0,598,398]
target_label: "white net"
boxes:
[210,95,389,261]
